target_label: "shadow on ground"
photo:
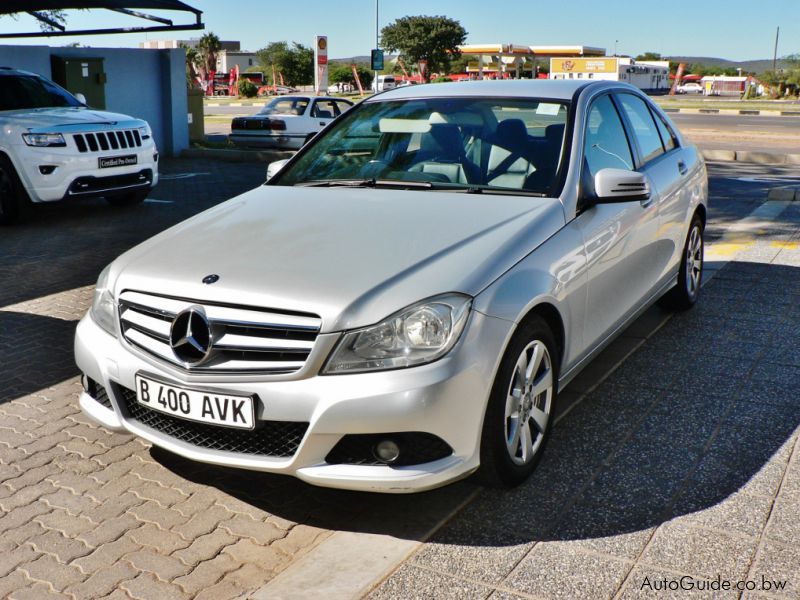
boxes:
[150,260,800,546]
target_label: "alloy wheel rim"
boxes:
[686,225,703,298]
[504,340,553,466]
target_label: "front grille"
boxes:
[116,384,308,457]
[118,291,321,374]
[325,432,453,466]
[73,129,142,153]
[68,169,152,196]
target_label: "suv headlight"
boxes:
[22,133,66,147]
[323,294,471,374]
[138,125,152,140]
[90,265,117,337]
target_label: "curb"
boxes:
[661,107,800,116]
[181,147,294,164]
[182,146,800,166]
[702,149,800,165]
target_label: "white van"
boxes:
[371,75,397,92]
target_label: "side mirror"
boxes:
[74,92,87,105]
[594,168,650,202]
[266,158,290,181]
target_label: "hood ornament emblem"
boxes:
[202,274,219,284]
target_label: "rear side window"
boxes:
[653,111,677,152]
[615,94,665,164]
[584,95,634,177]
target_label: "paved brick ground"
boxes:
[1,159,797,599]
[0,160,395,599]
[368,197,800,597]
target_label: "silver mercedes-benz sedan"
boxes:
[75,80,707,493]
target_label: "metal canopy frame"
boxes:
[0,1,203,38]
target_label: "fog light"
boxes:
[38,165,57,175]
[373,440,401,464]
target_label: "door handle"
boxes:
[678,161,688,176]
[320,122,327,126]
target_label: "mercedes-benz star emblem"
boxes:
[169,306,213,365]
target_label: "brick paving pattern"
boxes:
[0,160,379,599]
[1,159,798,599]
[368,194,800,598]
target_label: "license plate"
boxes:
[134,374,255,430]
[99,155,137,168]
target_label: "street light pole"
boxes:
[614,40,618,56]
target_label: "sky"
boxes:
[1,0,798,62]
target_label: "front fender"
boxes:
[473,219,589,377]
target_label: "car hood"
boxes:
[111,186,565,332]
[0,107,144,131]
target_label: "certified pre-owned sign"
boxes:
[99,155,138,169]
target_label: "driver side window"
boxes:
[584,95,634,177]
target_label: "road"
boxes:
[203,103,800,154]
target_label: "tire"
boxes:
[660,214,704,310]
[0,155,31,225]
[105,189,149,207]
[477,315,559,488]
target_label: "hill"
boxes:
[666,56,790,74]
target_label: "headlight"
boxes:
[22,133,66,147]
[90,264,117,337]
[138,125,151,140]
[323,293,471,374]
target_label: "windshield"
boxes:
[259,97,310,116]
[274,96,569,195]
[0,75,84,111]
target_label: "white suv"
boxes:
[0,68,159,225]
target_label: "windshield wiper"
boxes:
[295,178,433,189]
[294,179,547,197]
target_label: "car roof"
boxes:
[367,79,619,103]
[0,67,40,77]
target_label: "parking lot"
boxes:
[1,158,799,599]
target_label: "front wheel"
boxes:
[477,315,559,488]
[0,156,31,225]
[661,215,704,310]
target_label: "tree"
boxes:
[329,63,373,90]
[256,42,314,87]
[380,16,467,82]
[635,52,663,61]
[8,10,68,31]
[181,44,201,89]
[195,33,222,93]
[762,54,800,97]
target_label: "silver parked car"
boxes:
[75,80,707,493]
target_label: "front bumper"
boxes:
[228,132,305,150]
[74,309,512,493]
[12,143,159,203]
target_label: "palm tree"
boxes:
[196,33,222,94]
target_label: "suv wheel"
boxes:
[477,315,559,487]
[0,156,30,225]
[106,189,149,207]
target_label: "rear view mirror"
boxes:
[266,159,289,181]
[594,168,650,202]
